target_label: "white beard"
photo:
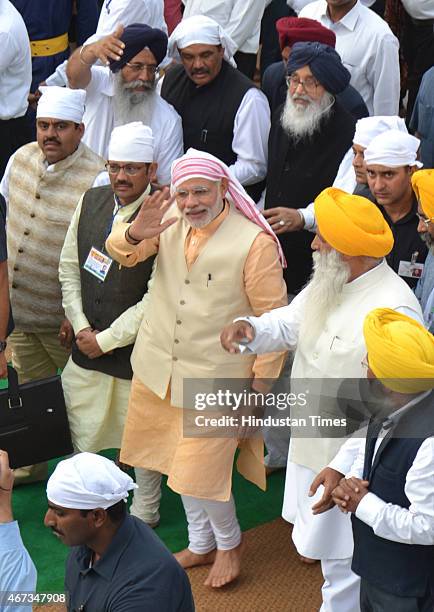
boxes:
[280,90,334,141]
[299,249,351,348]
[112,72,156,128]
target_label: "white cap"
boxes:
[37,86,86,123]
[364,130,423,168]
[168,15,237,67]
[108,122,154,163]
[353,115,408,149]
[47,452,137,510]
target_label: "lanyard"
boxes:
[102,196,125,250]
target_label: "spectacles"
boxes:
[105,163,147,176]
[175,187,212,201]
[125,62,158,75]
[416,212,434,228]
[286,74,319,94]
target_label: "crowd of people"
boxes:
[0,1,433,611]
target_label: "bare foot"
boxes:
[204,538,245,588]
[174,548,216,569]
[299,555,319,564]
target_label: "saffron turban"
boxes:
[109,23,168,72]
[168,16,237,66]
[171,148,286,267]
[37,86,86,123]
[286,41,350,95]
[108,122,154,162]
[47,452,137,510]
[412,169,434,219]
[276,17,336,51]
[314,187,394,257]
[364,130,423,168]
[353,116,407,149]
[363,309,434,394]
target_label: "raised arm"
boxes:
[66,25,125,89]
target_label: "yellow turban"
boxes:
[412,169,434,219]
[314,188,394,257]
[363,308,434,394]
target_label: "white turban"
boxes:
[168,15,237,67]
[108,122,154,162]
[46,452,137,510]
[353,115,408,148]
[364,130,423,168]
[37,86,86,123]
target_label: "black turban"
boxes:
[286,41,350,95]
[109,23,168,72]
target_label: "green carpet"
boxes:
[12,452,286,593]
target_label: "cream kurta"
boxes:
[59,189,153,452]
[106,203,287,501]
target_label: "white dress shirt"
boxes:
[299,0,400,116]
[182,0,267,54]
[229,87,270,185]
[401,0,434,20]
[59,187,153,352]
[0,0,32,120]
[89,0,167,41]
[287,0,376,12]
[331,392,434,546]
[79,66,184,185]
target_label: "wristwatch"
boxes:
[0,340,7,353]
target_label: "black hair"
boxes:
[79,500,127,522]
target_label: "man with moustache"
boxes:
[59,123,156,509]
[364,130,428,289]
[286,115,409,232]
[262,41,355,295]
[413,169,434,333]
[67,23,183,185]
[330,309,434,611]
[261,16,368,120]
[0,86,105,484]
[161,15,270,200]
[44,453,194,611]
[221,188,422,610]
[105,149,287,587]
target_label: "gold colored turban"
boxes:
[363,308,434,394]
[412,169,434,219]
[314,188,394,257]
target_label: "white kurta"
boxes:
[59,189,154,452]
[182,0,266,54]
[300,0,400,116]
[243,260,423,559]
[80,67,184,184]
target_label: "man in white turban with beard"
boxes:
[66,23,183,185]
[262,41,356,297]
[221,187,423,611]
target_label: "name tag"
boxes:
[83,246,113,281]
[398,260,424,279]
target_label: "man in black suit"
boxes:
[262,16,368,120]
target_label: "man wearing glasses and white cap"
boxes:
[59,123,156,524]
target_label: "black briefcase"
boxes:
[0,366,74,469]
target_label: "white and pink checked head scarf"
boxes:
[171,149,286,267]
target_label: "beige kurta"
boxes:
[107,203,288,501]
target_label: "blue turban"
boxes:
[286,41,350,95]
[109,24,168,72]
